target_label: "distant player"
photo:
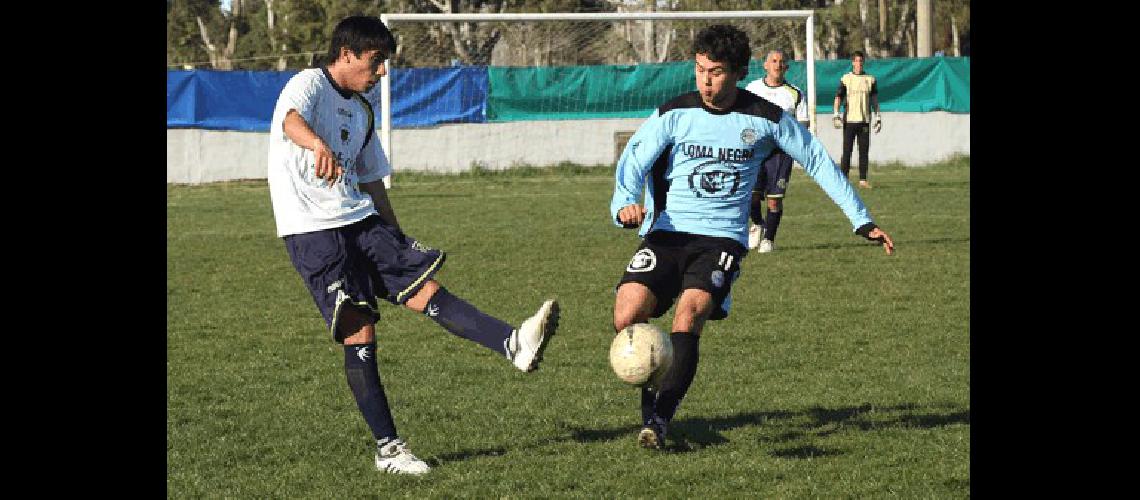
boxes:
[610,25,894,450]
[267,16,559,475]
[833,50,881,188]
[743,49,809,253]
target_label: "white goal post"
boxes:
[378,10,816,181]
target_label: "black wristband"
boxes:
[855,222,878,239]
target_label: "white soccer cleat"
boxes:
[757,239,775,253]
[375,439,430,475]
[747,224,764,250]
[507,299,560,372]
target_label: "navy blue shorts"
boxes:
[755,149,794,198]
[616,231,745,321]
[283,215,445,343]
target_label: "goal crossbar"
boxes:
[378,10,817,176]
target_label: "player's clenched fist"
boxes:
[617,204,647,228]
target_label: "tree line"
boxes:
[167,0,970,70]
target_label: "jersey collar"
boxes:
[700,89,756,116]
[320,67,356,100]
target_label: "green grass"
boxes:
[168,155,969,498]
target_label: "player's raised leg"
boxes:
[407,280,559,372]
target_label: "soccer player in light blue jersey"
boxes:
[609,25,895,450]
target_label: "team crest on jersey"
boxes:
[626,249,656,273]
[340,127,350,143]
[688,160,741,199]
[777,178,787,190]
[740,128,757,146]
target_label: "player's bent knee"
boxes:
[614,283,655,332]
[673,289,714,331]
[403,279,441,313]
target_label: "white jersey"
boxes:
[743,79,808,123]
[268,68,391,237]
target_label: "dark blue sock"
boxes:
[750,196,766,226]
[344,343,398,443]
[764,209,783,242]
[641,385,658,424]
[424,287,514,356]
[654,332,700,422]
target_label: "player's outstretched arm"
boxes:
[283,110,342,185]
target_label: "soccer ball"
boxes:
[609,323,673,387]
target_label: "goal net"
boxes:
[375,10,816,179]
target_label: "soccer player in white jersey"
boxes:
[610,25,894,450]
[267,16,560,475]
[743,49,809,253]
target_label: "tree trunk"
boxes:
[644,0,656,63]
[264,0,287,70]
[827,19,839,59]
[878,0,888,57]
[195,16,221,68]
[905,18,916,57]
[197,0,242,69]
[790,21,803,61]
[223,0,242,68]
[916,0,933,57]
[951,14,961,56]
[889,0,911,58]
[859,0,872,55]
[657,26,673,63]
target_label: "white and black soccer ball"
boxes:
[609,323,673,387]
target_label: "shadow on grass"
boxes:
[426,402,968,463]
[428,446,508,466]
[389,193,474,199]
[414,403,966,466]
[786,236,968,252]
[574,401,967,456]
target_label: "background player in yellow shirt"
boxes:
[832,50,881,189]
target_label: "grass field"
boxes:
[167,156,970,498]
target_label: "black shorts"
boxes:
[283,215,446,343]
[616,231,745,321]
[754,149,794,198]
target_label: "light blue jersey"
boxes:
[611,90,874,247]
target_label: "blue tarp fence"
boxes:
[166,67,488,131]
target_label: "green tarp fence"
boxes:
[487,56,968,122]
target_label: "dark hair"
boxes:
[852,50,866,60]
[693,25,751,73]
[325,16,396,64]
